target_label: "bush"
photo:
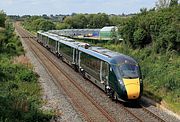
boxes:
[23,17,56,32]
[18,69,37,82]
[133,28,147,48]
[120,5,180,52]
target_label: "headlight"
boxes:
[118,79,123,85]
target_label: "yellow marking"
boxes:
[123,78,140,99]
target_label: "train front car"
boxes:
[109,56,143,101]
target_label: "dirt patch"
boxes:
[13,55,32,68]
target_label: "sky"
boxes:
[0,0,157,15]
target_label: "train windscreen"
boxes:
[115,64,139,79]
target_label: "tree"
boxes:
[156,0,170,9]
[72,14,87,28]
[0,30,6,49]
[133,28,147,48]
[140,8,147,14]
[0,10,6,27]
[87,13,110,28]
[64,14,87,29]
[0,11,6,48]
[64,16,73,28]
[56,23,70,30]
[169,0,178,6]
[31,18,45,31]
[109,16,126,26]
[38,20,55,31]
[93,13,110,28]
[111,27,120,44]
[120,4,180,51]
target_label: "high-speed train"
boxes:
[37,31,143,101]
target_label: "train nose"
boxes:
[123,78,140,99]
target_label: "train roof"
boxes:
[78,46,137,65]
[38,31,138,65]
[38,31,80,48]
[50,29,101,32]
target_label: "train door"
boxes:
[100,61,109,84]
[73,49,80,71]
[57,42,60,54]
[75,50,80,66]
[55,40,58,53]
[72,49,75,64]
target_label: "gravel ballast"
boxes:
[20,37,84,122]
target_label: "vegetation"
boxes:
[23,16,56,32]
[22,13,112,33]
[156,0,178,9]
[0,11,53,121]
[56,13,110,29]
[119,5,180,52]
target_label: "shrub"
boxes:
[18,69,37,82]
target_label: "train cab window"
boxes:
[118,64,139,79]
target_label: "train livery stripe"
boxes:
[123,78,140,99]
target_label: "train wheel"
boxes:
[106,87,114,99]
[72,64,78,72]
[80,69,86,78]
[112,91,118,103]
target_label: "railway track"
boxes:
[15,23,116,122]
[140,104,166,122]
[15,23,166,122]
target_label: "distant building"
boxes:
[49,29,101,37]
[48,26,123,41]
[99,26,118,39]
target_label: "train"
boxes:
[37,31,143,101]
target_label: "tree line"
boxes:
[57,13,127,29]
[119,3,179,52]
[23,13,127,31]
[23,16,56,32]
